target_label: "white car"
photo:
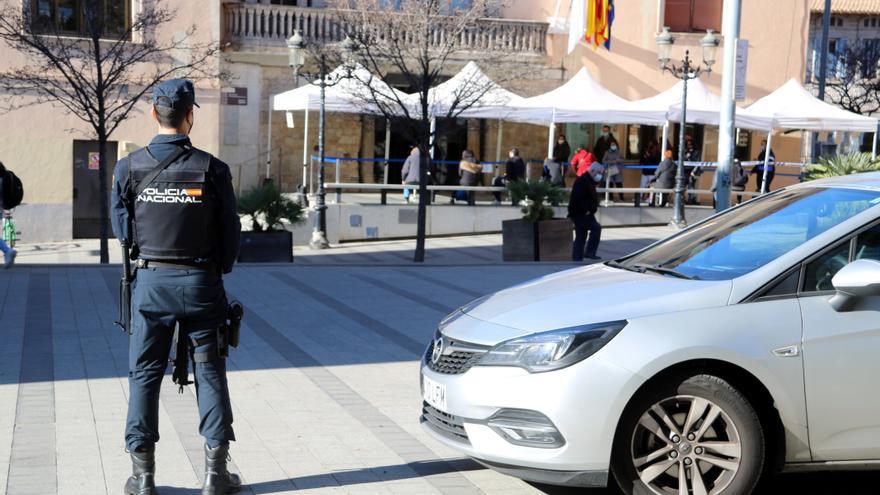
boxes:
[420,174,880,494]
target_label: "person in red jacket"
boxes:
[570,145,596,177]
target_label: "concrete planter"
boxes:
[238,231,293,263]
[502,218,571,262]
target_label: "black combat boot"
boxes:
[202,443,241,495]
[124,448,158,495]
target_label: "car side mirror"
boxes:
[830,259,880,312]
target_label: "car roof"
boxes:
[789,171,880,191]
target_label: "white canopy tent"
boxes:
[271,64,414,187]
[625,78,771,159]
[738,78,880,192]
[427,61,523,119]
[425,61,523,163]
[742,78,878,133]
[507,68,636,157]
[272,64,412,115]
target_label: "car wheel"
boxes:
[611,374,764,495]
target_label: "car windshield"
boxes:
[617,187,880,281]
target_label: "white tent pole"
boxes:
[383,124,391,185]
[495,119,504,177]
[547,116,557,159]
[266,95,273,181]
[661,121,670,153]
[303,107,310,195]
[873,121,879,160]
[761,129,774,194]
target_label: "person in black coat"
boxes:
[752,139,776,193]
[494,147,526,204]
[592,125,619,163]
[568,163,604,261]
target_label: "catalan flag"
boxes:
[584,0,615,51]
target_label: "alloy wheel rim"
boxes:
[630,394,742,495]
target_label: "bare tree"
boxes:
[0,0,222,263]
[825,40,880,116]
[324,0,519,262]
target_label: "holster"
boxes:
[171,325,192,394]
[227,300,243,349]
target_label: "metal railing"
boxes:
[322,182,763,207]
[222,3,549,54]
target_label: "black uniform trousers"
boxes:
[125,266,235,452]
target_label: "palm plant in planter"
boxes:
[502,180,571,262]
[237,182,306,262]
[804,152,880,181]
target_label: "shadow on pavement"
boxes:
[531,471,880,494]
[239,458,483,492]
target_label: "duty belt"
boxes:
[136,259,216,272]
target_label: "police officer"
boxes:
[111,79,242,495]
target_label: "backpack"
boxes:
[0,170,23,209]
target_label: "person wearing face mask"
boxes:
[111,79,242,495]
[603,142,625,201]
[551,133,571,186]
[592,125,619,164]
[568,163,604,261]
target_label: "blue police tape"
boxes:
[311,156,514,166]
[313,156,805,177]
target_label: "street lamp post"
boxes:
[287,32,357,249]
[655,27,719,229]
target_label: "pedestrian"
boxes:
[570,144,596,177]
[603,142,625,201]
[651,149,677,207]
[0,161,17,269]
[401,145,422,203]
[553,133,572,184]
[459,149,481,205]
[568,162,604,261]
[639,140,660,203]
[110,79,242,495]
[592,125,619,163]
[494,147,526,204]
[711,158,748,208]
[682,135,703,204]
[752,139,776,193]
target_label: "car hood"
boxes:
[442,264,733,346]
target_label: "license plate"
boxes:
[422,374,447,412]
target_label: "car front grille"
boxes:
[424,336,490,375]
[421,402,469,444]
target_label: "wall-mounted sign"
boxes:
[221,87,248,106]
[88,152,100,170]
[735,39,749,102]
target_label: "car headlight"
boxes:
[477,321,628,373]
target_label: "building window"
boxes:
[30,0,131,38]
[663,0,722,33]
[861,39,880,78]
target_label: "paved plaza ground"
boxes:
[0,228,878,494]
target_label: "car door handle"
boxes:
[773,345,800,358]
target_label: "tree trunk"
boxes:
[98,131,110,264]
[415,139,429,263]
[414,109,431,263]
